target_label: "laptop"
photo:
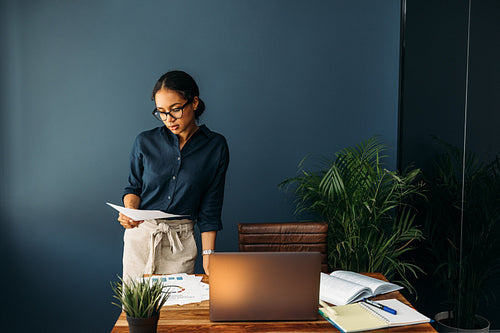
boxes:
[209,252,322,321]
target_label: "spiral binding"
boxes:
[359,302,391,323]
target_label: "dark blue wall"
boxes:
[1,0,401,331]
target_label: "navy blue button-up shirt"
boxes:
[123,125,229,233]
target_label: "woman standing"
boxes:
[118,70,229,279]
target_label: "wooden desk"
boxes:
[111,273,436,333]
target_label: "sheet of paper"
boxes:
[320,273,372,305]
[146,274,209,306]
[360,299,431,326]
[106,202,185,221]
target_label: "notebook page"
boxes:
[330,270,402,295]
[320,273,372,305]
[360,299,431,327]
[329,303,387,333]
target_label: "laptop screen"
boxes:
[209,252,322,321]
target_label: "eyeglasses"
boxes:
[152,100,191,121]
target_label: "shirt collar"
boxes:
[160,124,212,143]
[197,124,212,138]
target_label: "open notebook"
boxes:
[320,299,431,333]
[320,271,402,305]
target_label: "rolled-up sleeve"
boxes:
[122,137,143,201]
[196,141,229,233]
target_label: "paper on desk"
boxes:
[106,202,185,221]
[146,273,209,306]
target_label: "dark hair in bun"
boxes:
[152,70,205,119]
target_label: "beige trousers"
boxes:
[122,219,197,280]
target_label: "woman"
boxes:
[118,70,229,279]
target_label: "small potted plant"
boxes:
[111,276,170,333]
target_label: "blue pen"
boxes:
[362,298,397,315]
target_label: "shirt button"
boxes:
[177,157,180,161]
[168,196,171,200]
[172,176,176,180]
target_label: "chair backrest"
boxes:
[238,221,329,273]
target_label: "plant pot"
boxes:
[126,314,160,333]
[434,311,490,332]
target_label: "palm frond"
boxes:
[281,136,425,291]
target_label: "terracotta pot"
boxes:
[434,311,490,332]
[126,314,160,333]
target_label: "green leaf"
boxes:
[111,276,170,318]
[279,136,425,291]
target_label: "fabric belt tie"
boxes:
[145,222,185,275]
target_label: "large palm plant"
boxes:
[280,137,425,292]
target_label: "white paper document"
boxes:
[106,202,185,221]
[145,274,209,306]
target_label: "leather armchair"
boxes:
[238,221,329,273]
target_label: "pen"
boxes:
[362,298,397,315]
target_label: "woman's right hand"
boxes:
[118,212,144,229]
